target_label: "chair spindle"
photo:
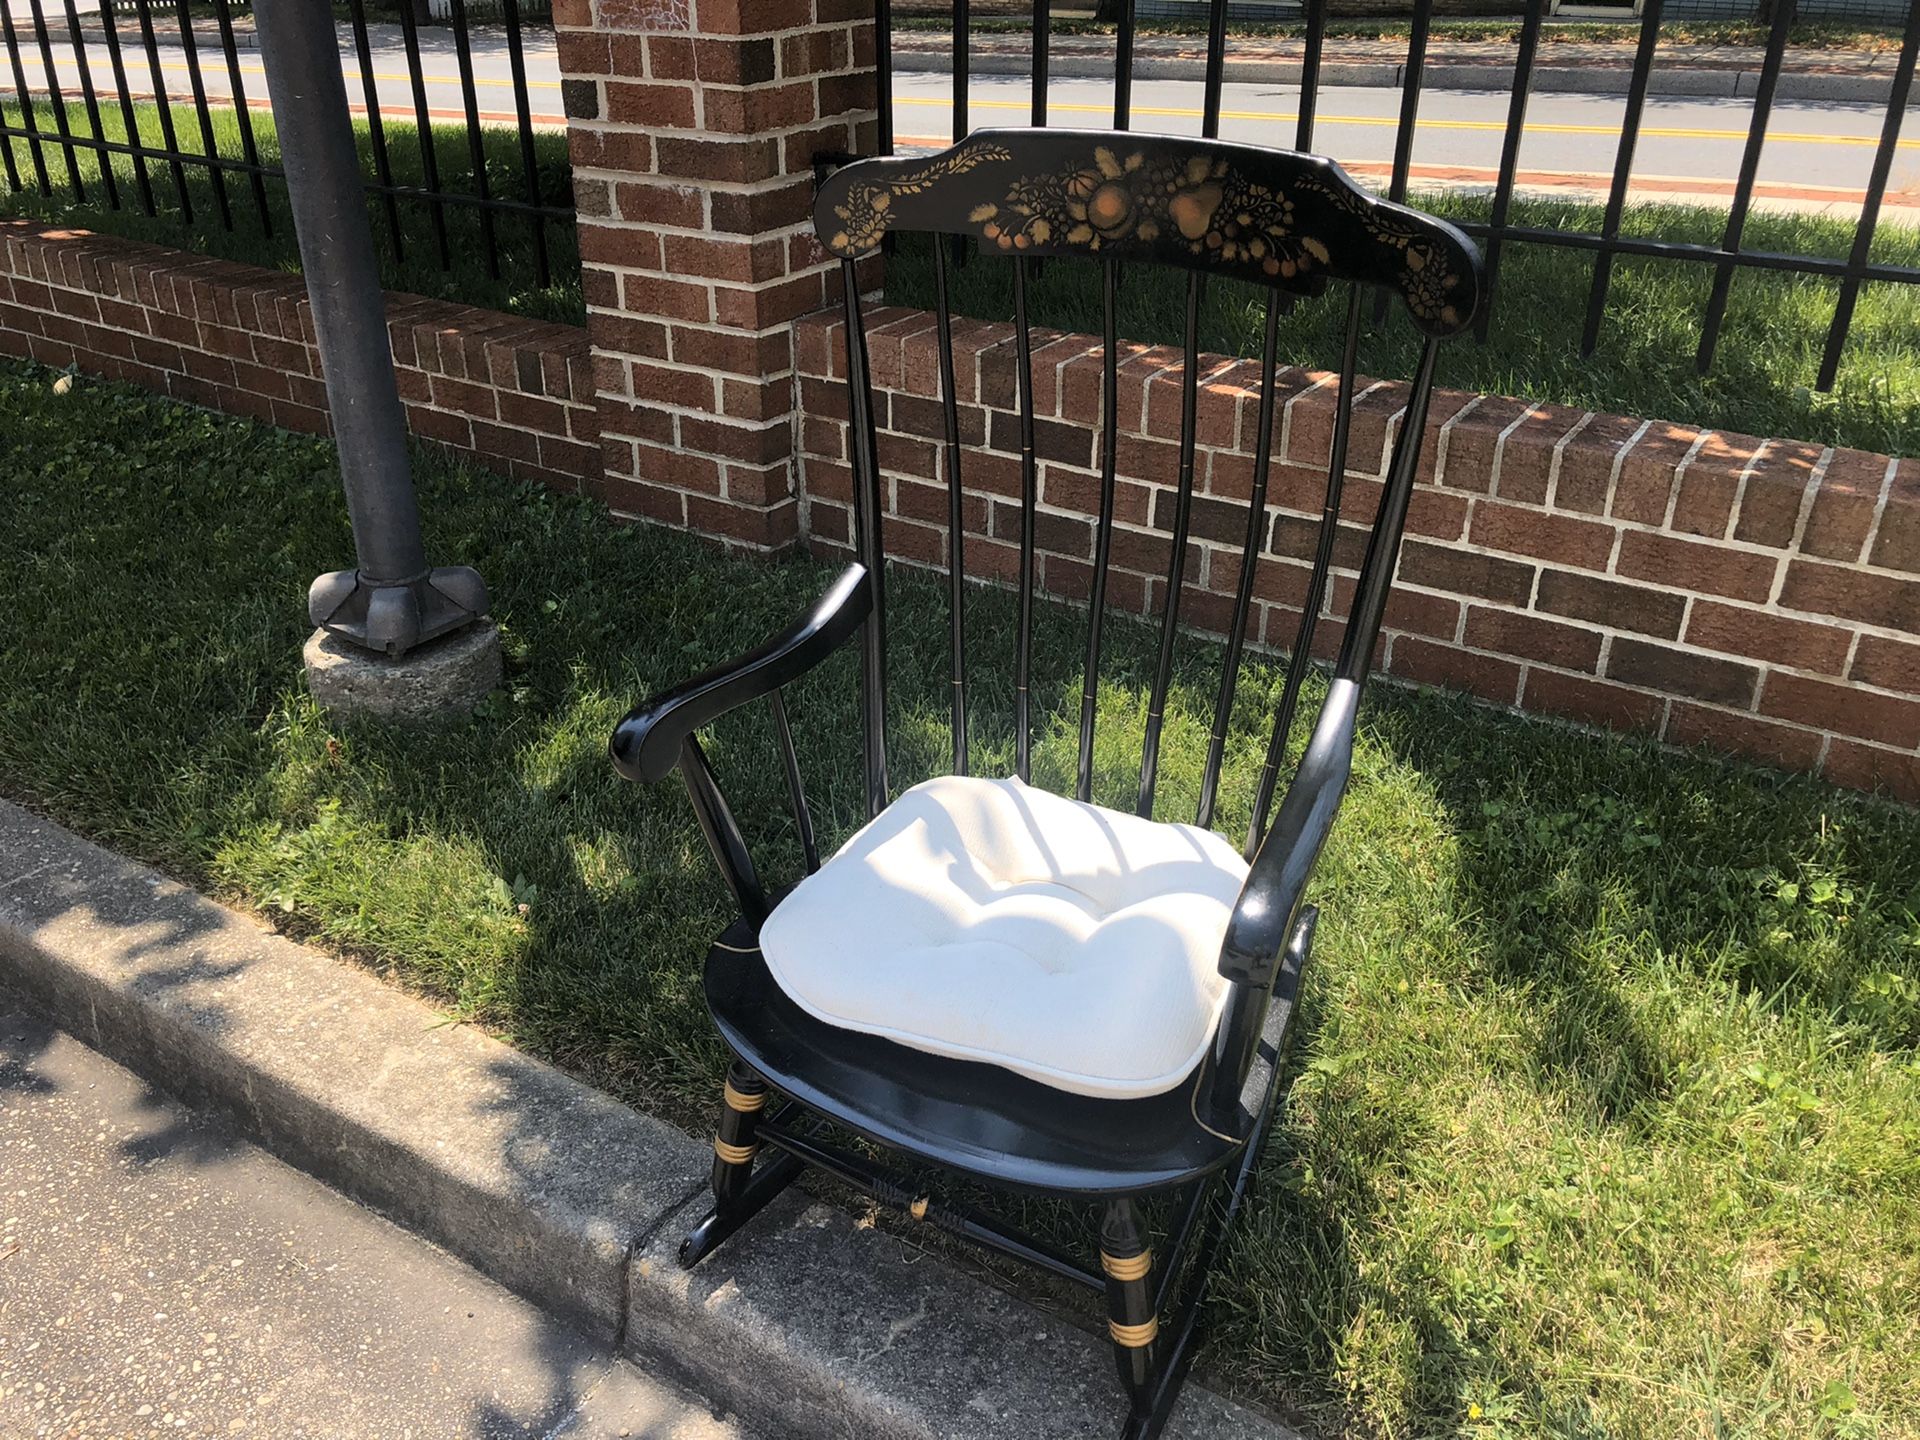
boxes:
[1136,270,1207,819]
[1075,261,1124,805]
[1195,293,1284,832]
[933,243,971,776]
[1012,256,1040,783]
[1338,337,1443,682]
[839,259,890,819]
[768,689,820,874]
[1246,285,1364,855]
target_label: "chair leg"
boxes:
[1100,1197,1157,1421]
[679,1062,798,1268]
[711,1062,767,1205]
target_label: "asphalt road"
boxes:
[7,29,1918,214]
[0,997,755,1440]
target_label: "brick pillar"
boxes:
[554,0,878,551]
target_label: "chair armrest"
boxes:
[610,563,873,784]
[1218,677,1360,985]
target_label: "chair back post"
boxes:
[1202,335,1444,1128]
[839,258,891,819]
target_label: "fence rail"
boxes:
[1,0,571,295]
[3,0,1915,385]
[879,0,1920,390]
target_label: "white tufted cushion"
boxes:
[758,775,1249,1100]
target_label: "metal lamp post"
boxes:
[255,0,489,662]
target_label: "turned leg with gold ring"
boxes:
[711,1061,767,1205]
[1101,1197,1157,1417]
[679,1060,798,1268]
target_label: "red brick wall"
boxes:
[6,216,1915,802]
[0,221,600,494]
[554,0,879,551]
[794,307,1920,802]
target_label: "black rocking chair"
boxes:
[612,129,1482,1439]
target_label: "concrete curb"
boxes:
[0,801,1303,1440]
[893,48,1918,106]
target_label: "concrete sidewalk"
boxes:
[0,801,1296,1440]
[0,997,755,1440]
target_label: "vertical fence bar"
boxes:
[1138,270,1206,819]
[448,0,500,279]
[1373,0,1431,322]
[952,0,968,143]
[1113,0,1135,130]
[59,0,119,209]
[26,0,86,200]
[1031,0,1050,127]
[1476,0,1543,342]
[1196,293,1282,832]
[173,0,231,229]
[502,0,551,287]
[1580,0,1664,358]
[132,0,188,218]
[1012,255,1039,783]
[1388,0,1432,204]
[933,242,970,777]
[840,260,890,819]
[1695,0,1790,373]
[947,0,969,268]
[2,2,53,196]
[1295,0,1325,151]
[96,0,155,215]
[0,63,18,192]
[212,0,269,235]
[1247,286,1361,854]
[1201,0,1228,139]
[876,0,892,154]
[1076,260,1122,805]
[1816,4,1920,393]
[397,0,449,269]
[346,0,404,262]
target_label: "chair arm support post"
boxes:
[1205,904,1318,1130]
[610,564,873,785]
[680,734,770,924]
[1218,678,1357,986]
[1200,679,1355,1124]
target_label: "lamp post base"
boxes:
[303,621,502,724]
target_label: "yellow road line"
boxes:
[895,94,1918,149]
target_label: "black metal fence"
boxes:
[0,0,571,295]
[878,0,1920,390]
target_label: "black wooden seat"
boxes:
[701,915,1304,1196]
[610,128,1482,1439]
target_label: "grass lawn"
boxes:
[886,195,1920,458]
[5,357,1920,1437]
[0,99,580,324]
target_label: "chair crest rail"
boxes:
[814,129,1484,337]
